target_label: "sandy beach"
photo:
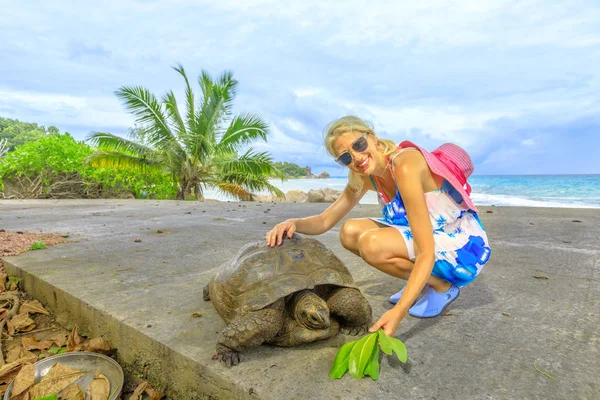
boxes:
[0,199,598,399]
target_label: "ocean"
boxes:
[204,175,600,209]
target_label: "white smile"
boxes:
[357,157,369,169]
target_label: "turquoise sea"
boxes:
[204,175,600,208]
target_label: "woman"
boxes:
[266,116,491,336]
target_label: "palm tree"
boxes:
[87,65,284,200]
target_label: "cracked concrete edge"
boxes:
[3,257,255,400]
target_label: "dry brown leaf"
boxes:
[22,337,53,351]
[67,326,82,352]
[5,344,36,364]
[47,332,68,348]
[6,319,15,336]
[82,337,111,353]
[60,383,85,400]
[19,300,49,315]
[0,369,20,387]
[0,356,38,379]
[8,281,18,292]
[0,274,7,292]
[29,363,84,399]
[128,380,148,400]
[191,312,202,318]
[533,275,549,280]
[86,371,110,400]
[8,391,28,400]
[0,309,8,319]
[10,362,35,398]
[10,313,35,333]
[44,363,82,381]
[145,386,164,400]
[502,312,511,317]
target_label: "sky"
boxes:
[1,0,599,176]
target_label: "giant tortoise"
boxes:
[203,234,372,366]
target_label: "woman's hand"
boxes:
[368,307,406,337]
[266,219,297,247]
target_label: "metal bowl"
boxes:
[3,352,124,400]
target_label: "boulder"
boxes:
[285,190,308,203]
[307,188,342,203]
[307,189,325,202]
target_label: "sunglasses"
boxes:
[335,134,369,166]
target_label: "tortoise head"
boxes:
[291,290,330,330]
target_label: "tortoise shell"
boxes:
[208,234,357,323]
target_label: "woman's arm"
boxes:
[266,184,367,246]
[391,151,436,316]
[369,151,436,336]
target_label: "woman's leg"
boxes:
[339,218,382,256]
[340,219,450,292]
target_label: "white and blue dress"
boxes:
[370,151,491,287]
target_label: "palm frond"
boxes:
[215,114,269,154]
[115,86,180,152]
[87,132,154,157]
[86,151,163,173]
[214,150,285,179]
[162,90,187,139]
[191,91,223,161]
[218,171,285,198]
[216,70,237,118]
[214,182,255,201]
[173,64,195,132]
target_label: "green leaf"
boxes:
[348,332,378,378]
[377,329,394,355]
[34,395,58,400]
[57,347,67,354]
[48,346,60,354]
[363,343,380,381]
[329,340,358,379]
[30,241,46,250]
[378,330,407,363]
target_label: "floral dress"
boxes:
[370,163,492,287]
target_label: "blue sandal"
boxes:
[389,287,405,304]
[408,285,460,318]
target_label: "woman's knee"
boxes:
[339,219,362,250]
[357,231,381,265]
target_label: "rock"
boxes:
[116,191,136,199]
[285,190,308,203]
[318,171,330,179]
[256,189,340,203]
[308,189,326,202]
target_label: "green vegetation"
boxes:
[0,117,56,150]
[30,241,47,250]
[0,133,177,199]
[273,161,306,178]
[87,64,284,200]
[330,329,407,381]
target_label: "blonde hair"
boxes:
[324,115,397,193]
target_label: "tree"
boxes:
[0,117,48,150]
[87,65,284,200]
[273,161,307,178]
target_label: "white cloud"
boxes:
[0,0,599,173]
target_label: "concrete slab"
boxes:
[1,199,598,399]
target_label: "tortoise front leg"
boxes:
[325,287,373,336]
[216,300,284,367]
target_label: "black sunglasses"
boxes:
[335,134,369,166]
